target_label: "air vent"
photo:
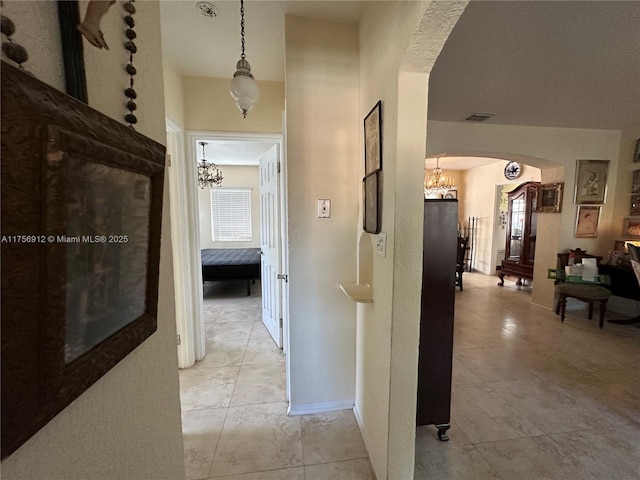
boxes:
[465,113,494,122]
[197,2,218,18]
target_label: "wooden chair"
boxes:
[455,236,468,291]
[554,250,610,328]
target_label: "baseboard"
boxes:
[354,405,382,480]
[287,399,354,416]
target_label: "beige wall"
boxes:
[198,166,261,249]
[184,76,284,133]
[284,16,359,410]
[358,2,467,478]
[428,120,621,309]
[163,61,186,127]
[1,2,185,479]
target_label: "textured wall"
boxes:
[1,2,185,479]
[284,16,359,409]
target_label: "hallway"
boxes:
[415,272,640,479]
[179,281,372,480]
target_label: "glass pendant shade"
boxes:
[230,59,259,118]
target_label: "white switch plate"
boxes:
[317,199,331,218]
[376,232,387,257]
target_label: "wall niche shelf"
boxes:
[339,283,373,303]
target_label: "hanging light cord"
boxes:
[240,0,246,60]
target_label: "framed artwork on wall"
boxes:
[364,100,382,175]
[623,217,640,240]
[632,170,640,194]
[363,170,382,234]
[536,182,563,213]
[443,189,457,200]
[634,138,640,163]
[574,160,609,205]
[1,63,165,459]
[575,206,601,238]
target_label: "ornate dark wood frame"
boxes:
[1,63,165,459]
[535,182,564,213]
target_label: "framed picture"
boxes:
[363,170,382,234]
[575,206,601,238]
[631,195,640,216]
[536,182,563,213]
[443,189,457,200]
[634,138,640,163]
[1,64,165,458]
[623,217,640,240]
[574,160,609,205]
[364,100,382,174]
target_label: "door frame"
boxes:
[184,131,288,391]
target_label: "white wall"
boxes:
[284,16,359,411]
[358,2,467,478]
[427,120,621,309]
[198,166,261,249]
[1,2,185,479]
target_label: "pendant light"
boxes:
[230,0,259,118]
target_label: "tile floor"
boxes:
[180,280,372,480]
[415,272,640,479]
[181,273,640,480]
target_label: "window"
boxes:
[210,188,252,241]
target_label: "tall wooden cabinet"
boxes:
[417,199,457,441]
[498,181,539,286]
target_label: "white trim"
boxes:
[354,405,382,480]
[287,399,355,416]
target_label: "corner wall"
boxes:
[284,16,360,410]
[1,2,185,479]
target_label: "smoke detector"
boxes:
[465,112,495,122]
[197,2,218,18]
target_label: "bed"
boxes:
[201,248,261,295]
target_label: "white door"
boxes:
[259,145,283,348]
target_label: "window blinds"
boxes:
[210,188,252,241]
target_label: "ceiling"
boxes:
[160,1,640,167]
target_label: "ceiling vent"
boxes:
[465,113,494,122]
[197,2,218,18]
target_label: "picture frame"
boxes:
[634,138,640,163]
[1,64,165,458]
[363,170,382,234]
[631,195,640,216]
[536,182,563,213]
[364,100,382,174]
[632,170,640,194]
[574,160,609,205]
[575,206,601,238]
[623,217,640,240]
[443,189,458,200]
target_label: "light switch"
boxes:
[376,232,386,257]
[317,199,331,218]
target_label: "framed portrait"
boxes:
[1,64,165,458]
[364,101,382,175]
[574,160,609,205]
[634,138,640,163]
[623,217,640,240]
[536,182,563,213]
[363,170,382,234]
[575,206,601,238]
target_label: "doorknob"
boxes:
[277,273,288,282]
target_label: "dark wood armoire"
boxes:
[497,181,539,286]
[417,199,457,441]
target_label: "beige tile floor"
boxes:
[180,281,373,480]
[181,273,640,480]
[415,272,640,480]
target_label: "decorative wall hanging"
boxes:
[1,63,165,459]
[634,138,640,162]
[363,170,382,234]
[574,160,609,205]
[1,11,29,68]
[575,206,600,238]
[123,0,138,127]
[364,100,382,174]
[623,217,640,240]
[535,182,563,213]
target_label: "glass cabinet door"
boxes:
[509,193,525,259]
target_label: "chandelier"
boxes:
[424,157,456,197]
[230,0,259,118]
[197,141,223,188]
